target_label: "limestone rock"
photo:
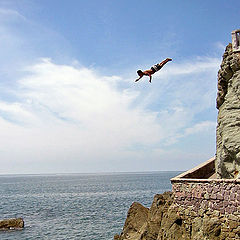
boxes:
[142,192,174,240]
[117,192,176,240]
[216,43,240,178]
[0,218,24,230]
[118,202,149,240]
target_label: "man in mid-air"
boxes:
[135,58,172,83]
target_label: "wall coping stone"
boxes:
[171,157,240,183]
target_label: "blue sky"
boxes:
[0,0,239,174]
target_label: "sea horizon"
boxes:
[0,170,184,177]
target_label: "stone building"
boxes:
[232,29,240,52]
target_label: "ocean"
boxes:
[0,172,180,240]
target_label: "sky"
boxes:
[0,0,239,174]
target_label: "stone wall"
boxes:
[171,180,240,239]
[172,179,240,215]
[170,159,240,239]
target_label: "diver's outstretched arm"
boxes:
[135,76,143,82]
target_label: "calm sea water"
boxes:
[0,172,180,240]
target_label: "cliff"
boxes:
[114,43,240,239]
[216,44,240,178]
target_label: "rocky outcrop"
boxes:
[0,218,24,230]
[114,192,229,240]
[216,43,240,178]
[114,202,149,240]
[114,192,174,240]
[115,42,240,240]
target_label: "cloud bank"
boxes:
[0,57,219,173]
[0,6,220,173]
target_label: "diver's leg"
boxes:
[159,58,172,67]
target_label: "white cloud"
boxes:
[184,121,216,136]
[0,60,163,171]
[0,8,26,20]
[0,56,220,173]
[155,57,220,78]
[0,6,220,173]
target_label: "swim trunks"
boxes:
[151,64,162,73]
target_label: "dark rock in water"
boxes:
[0,218,24,230]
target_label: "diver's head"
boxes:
[137,70,143,76]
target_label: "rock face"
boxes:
[114,202,149,240]
[216,43,240,178]
[0,218,24,230]
[114,192,173,240]
[115,192,226,240]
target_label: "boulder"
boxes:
[0,218,24,230]
[118,202,149,240]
